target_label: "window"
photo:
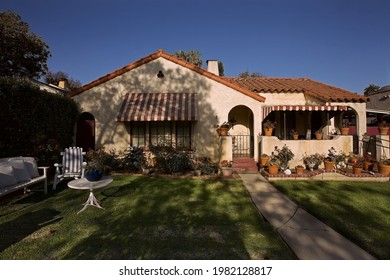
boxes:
[176,122,191,149]
[130,122,146,148]
[150,122,172,146]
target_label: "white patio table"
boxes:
[67,176,113,214]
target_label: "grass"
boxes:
[0,175,295,260]
[271,180,390,259]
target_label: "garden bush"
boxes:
[0,77,79,166]
[149,145,193,174]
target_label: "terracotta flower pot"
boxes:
[378,127,389,135]
[363,161,373,171]
[295,166,305,175]
[260,156,269,167]
[292,134,299,140]
[264,128,273,136]
[315,132,323,140]
[218,127,229,136]
[378,164,390,176]
[267,165,279,175]
[340,127,350,135]
[353,167,363,175]
[324,160,335,172]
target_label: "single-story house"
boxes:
[70,49,369,168]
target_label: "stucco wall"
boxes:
[73,57,263,160]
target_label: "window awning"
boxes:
[262,105,348,119]
[116,93,198,122]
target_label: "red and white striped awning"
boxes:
[116,93,198,121]
[262,105,348,119]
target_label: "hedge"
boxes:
[0,77,79,165]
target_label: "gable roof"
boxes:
[224,77,367,103]
[70,49,265,102]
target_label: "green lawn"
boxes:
[271,180,390,259]
[0,175,295,260]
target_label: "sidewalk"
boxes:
[239,173,376,260]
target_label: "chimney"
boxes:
[58,78,69,90]
[206,60,219,76]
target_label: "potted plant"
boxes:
[260,153,269,168]
[141,151,153,175]
[378,158,390,175]
[315,129,323,140]
[295,165,305,175]
[352,157,364,175]
[302,153,324,171]
[340,119,350,135]
[363,152,374,171]
[267,155,280,175]
[275,145,294,171]
[290,129,299,140]
[324,147,337,172]
[217,121,230,136]
[220,160,233,176]
[85,148,112,181]
[378,121,389,135]
[263,120,276,136]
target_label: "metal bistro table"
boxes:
[68,177,113,214]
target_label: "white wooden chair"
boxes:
[53,147,87,190]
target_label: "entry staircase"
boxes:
[232,158,259,174]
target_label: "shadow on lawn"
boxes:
[0,208,62,252]
[61,176,278,260]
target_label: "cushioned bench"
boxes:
[0,157,48,197]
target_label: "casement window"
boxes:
[150,121,173,146]
[176,122,191,149]
[130,122,146,148]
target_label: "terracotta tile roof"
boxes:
[70,49,265,102]
[224,77,367,102]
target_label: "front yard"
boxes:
[272,180,390,259]
[0,175,294,260]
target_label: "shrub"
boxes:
[149,145,192,174]
[121,146,146,172]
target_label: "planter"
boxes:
[218,127,229,136]
[267,165,279,175]
[323,160,335,172]
[295,166,305,175]
[195,169,202,176]
[292,134,299,140]
[264,128,273,136]
[221,167,233,176]
[315,132,323,140]
[260,156,269,167]
[363,161,373,171]
[353,167,363,175]
[378,127,389,135]
[85,170,103,181]
[378,164,390,175]
[340,127,350,135]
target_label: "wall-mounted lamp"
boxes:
[157,70,164,78]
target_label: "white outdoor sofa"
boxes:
[0,157,48,197]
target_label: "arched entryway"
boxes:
[76,112,95,151]
[228,105,254,158]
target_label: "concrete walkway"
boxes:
[239,173,376,260]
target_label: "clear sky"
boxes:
[2,0,390,94]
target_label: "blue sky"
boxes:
[2,0,390,94]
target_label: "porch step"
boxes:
[232,158,259,174]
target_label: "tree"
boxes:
[0,10,51,79]
[174,50,203,68]
[45,71,82,91]
[238,70,264,78]
[364,84,380,96]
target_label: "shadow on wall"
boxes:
[74,59,219,158]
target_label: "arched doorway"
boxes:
[76,112,95,151]
[228,105,254,158]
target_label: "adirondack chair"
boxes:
[53,147,87,190]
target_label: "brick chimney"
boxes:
[206,60,219,76]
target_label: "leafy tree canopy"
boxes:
[363,84,380,96]
[174,50,203,68]
[238,70,264,78]
[0,10,51,79]
[45,71,82,91]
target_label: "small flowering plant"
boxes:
[290,129,298,136]
[378,121,389,128]
[263,120,276,129]
[341,119,350,128]
[220,160,233,167]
